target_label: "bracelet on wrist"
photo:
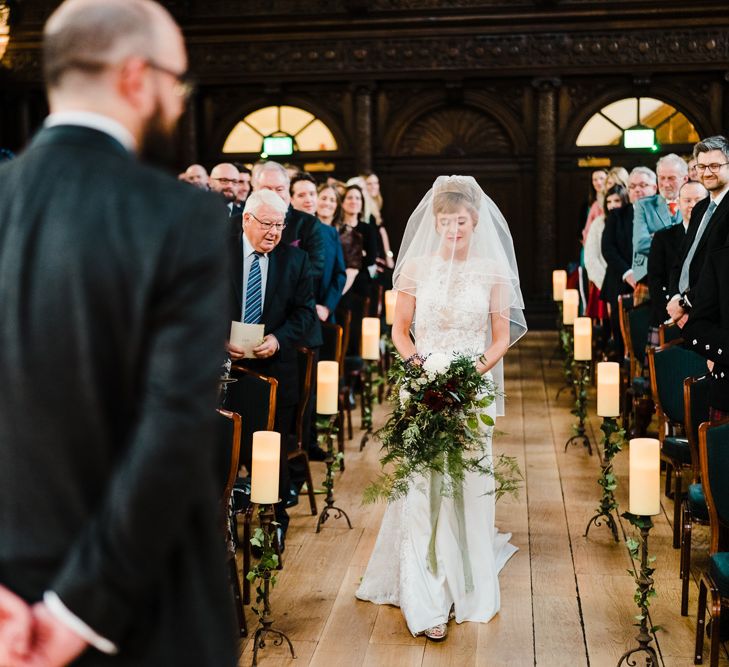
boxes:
[405,352,425,366]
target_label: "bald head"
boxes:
[209,163,240,202]
[44,0,183,90]
[184,164,208,189]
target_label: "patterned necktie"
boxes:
[678,200,717,293]
[668,201,678,217]
[243,252,263,323]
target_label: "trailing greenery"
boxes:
[622,512,661,634]
[598,418,626,513]
[363,352,522,504]
[246,522,279,620]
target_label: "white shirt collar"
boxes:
[710,185,729,207]
[45,111,137,153]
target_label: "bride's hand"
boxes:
[475,354,489,375]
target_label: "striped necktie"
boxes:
[678,200,717,294]
[243,252,263,324]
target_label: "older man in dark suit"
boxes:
[226,189,322,545]
[0,1,235,666]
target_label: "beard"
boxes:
[139,103,179,170]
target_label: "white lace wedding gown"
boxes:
[355,257,517,636]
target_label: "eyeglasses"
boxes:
[211,177,239,186]
[145,60,194,99]
[628,183,654,190]
[695,162,729,174]
[250,213,287,232]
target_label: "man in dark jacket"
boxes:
[0,1,235,666]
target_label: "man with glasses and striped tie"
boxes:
[226,188,321,548]
[668,136,729,326]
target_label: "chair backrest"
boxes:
[648,340,707,426]
[684,374,711,481]
[229,365,277,446]
[619,295,650,378]
[320,321,344,366]
[295,346,315,449]
[216,408,242,531]
[659,322,682,346]
[698,420,729,554]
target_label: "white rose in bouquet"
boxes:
[422,352,451,380]
[399,388,411,408]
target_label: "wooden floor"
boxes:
[235,331,726,667]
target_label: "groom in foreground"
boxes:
[0,0,235,665]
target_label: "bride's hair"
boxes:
[432,177,481,223]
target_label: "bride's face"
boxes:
[436,206,475,254]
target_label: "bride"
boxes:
[355,176,526,641]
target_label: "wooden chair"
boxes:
[216,408,246,638]
[618,294,652,436]
[321,321,346,466]
[660,321,683,346]
[333,307,355,441]
[694,420,729,666]
[648,340,708,547]
[288,346,317,516]
[228,365,278,603]
[680,374,712,615]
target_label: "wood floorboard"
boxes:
[236,331,729,666]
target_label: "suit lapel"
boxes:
[656,199,672,229]
[231,233,244,319]
[262,246,282,318]
[695,194,729,256]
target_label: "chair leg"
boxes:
[673,469,684,549]
[242,506,253,605]
[228,555,247,637]
[696,577,707,664]
[346,402,353,440]
[681,501,692,616]
[709,587,721,667]
[665,462,673,498]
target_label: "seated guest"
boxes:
[646,180,707,340]
[233,163,251,207]
[584,184,629,316]
[226,189,321,546]
[209,162,242,217]
[182,163,208,189]
[254,161,325,296]
[601,167,657,355]
[631,154,688,295]
[682,244,729,421]
[292,174,346,322]
[668,136,729,325]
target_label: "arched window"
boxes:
[576,97,699,148]
[222,105,338,156]
[0,3,10,62]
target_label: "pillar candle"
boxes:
[573,317,592,360]
[552,269,567,301]
[316,361,339,415]
[629,438,660,516]
[563,289,579,325]
[361,317,380,360]
[250,431,280,504]
[597,361,620,417]
[384,290,397,325]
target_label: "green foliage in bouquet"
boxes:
[363,353,522,504]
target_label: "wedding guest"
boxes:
[631,154,688,292]
[581,168,608,245]
[606,166,629,191]
[317,182,342,228]
[0,1,235,664]
[234,164,251,206]
[226,189,321,547]
[183,163,208,189]
[253,161,325,295]
[209,162,241,216]
[646,180,706,340]
[688,156,699,182]
[363,171,396,277]
[290,171,318,216]
[668,136,729,325]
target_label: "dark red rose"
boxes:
[423,389,447,412]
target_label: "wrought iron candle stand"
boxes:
[564,359,592,455]
[250,503,295,666]
[550,302,564,366]
[556,324,576,400]
[359,359,376,451]
[315,414,352,533]
[584,416,625,541]
[617,514,659,667]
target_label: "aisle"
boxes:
[236,331,725,666]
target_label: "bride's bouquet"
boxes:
[363,352,521,504]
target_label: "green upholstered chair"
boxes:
[694,420,729,666]
[680,374,711,615]
[648,340,708,548]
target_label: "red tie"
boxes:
[668,201,678,216]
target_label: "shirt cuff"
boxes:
[669,294,681,303]
[622,269,633,281]
[43,591,119,655]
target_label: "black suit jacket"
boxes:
[229,234,322,406]
[647,223,686,327]
[669,194,729,305]
[682,244,729,411]
[283,205,325,296]
[600,204,634,304]
[0,126,235,665]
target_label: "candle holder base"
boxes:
[316,415,353,534]
[252,625,296,667]
[584,508,619,543]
